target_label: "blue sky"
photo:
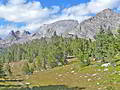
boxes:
[0,0,120,36]
[37,0,90,8]
[0,0,90,7]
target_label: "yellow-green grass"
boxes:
[24,59,120,90]
[1,58,120,90]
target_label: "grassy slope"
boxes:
[1,58,120,90]
[25,59,120,90]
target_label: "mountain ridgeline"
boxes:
[0,9,120,48]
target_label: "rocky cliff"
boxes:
[73,9,120,39]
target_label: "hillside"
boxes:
[1,58,120,90]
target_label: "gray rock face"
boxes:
[0,30,32,48]
[74,9,120,39]
[37,20,79,37]
[35,9,120,39]
[0,9,120,48]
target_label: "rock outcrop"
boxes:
[36,20,79,37]
[74,9,120,39]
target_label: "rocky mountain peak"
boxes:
[76,9,120,39]
[7,30,20,40]
[0,37,2,40]
[9,30,15,35]
[102,8,112,13]
[38,20,79,37]
[22,30,31,36]
[15,30,20,36]
[96,8,119,18]
[97,8,112,14]
[5,30,31,41]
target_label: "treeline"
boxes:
[0,30,120,74]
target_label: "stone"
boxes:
[88,79,92,81]
[97,82,100,85]
[92,74,97,77]
[25,82,31,85]
[101,63,111,67]
[104,68,109,71]
[71,71,75,73]
[79,76,82,78]
[84,76,88,78]
[58,74,62,77]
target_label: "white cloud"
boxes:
[63,0,120,19]
[0,0,60,23]
[47,0,120,23]
[0,0,120,36]
[0,25,21,36]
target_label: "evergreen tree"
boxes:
[0,63,5,78]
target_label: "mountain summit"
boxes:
[74,8,120,39]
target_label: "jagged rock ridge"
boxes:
[0,9,120,48]
[70,9,120,39]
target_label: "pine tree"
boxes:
[0,63,5,78]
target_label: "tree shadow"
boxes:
[0,79,23,82]
[0,85,86,90]
[0,84,22,87]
